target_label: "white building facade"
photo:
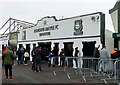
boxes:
[17,12,113,61]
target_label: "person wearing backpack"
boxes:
[111,48,118,59]
[24,49,29,65]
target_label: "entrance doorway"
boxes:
[64,42,74,66]
[33,43,36,48]
[82,41,96,57]
[64,42,74,56]
[82,41,96,68]
[38,42,51,61]
[26,44,30,54]
[2,45,4,50]
[53,43,59,56]
[19,44,23,49]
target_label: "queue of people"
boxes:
[93,44,120,73]
[2,43,120,81]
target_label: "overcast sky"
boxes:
[0,0,118,33]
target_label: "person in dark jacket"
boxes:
[111,48,118,59]
[35,46,42,72]
[93,45,100,58]
[116,50,120,79]
[17,48,22,65]
[20,46,25,64]
[2,46,14,80]
[59,48,65,67]
[31,47,36,71]
[117,50,120,58]
[93,44,100,72]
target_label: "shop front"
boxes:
[17,12,113,61]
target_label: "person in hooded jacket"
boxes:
[35,46,42,72]
[2,46,14,80]
[31,46,36,71]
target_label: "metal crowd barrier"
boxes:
[50,56,120,84]
[51,56,66,76]
[97,58,120,84]
[98,59,112,83]
[64,57,82,80]
[65,57,100,81]
[51,56,81,76]
[114,59,120,83]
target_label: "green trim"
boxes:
[114,38,119,48]
[109,2,119,14]
[118,1,120,33]
[109,1,120,33]
[113,33,120,38]
[100,13,105,45]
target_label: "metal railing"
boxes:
[65,57,100,81]
[114,59,120,83]
[51,56,66,76]
[50,56,120,84]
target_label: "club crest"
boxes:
[73,19,83,35]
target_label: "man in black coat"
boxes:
[93,44,100,72]
[35,46,42,72]
[31,47,36,71]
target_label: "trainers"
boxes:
[6,77,9,80]
[31,70,33,71]
[35,70,39,72]
[24,64,27,65]
[9,76,14,80]
[38,70,41,72]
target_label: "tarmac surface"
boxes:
[1,60,120,85]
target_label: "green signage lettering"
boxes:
[34,25,59,33]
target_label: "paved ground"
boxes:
[1,60,120,85]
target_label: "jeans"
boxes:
[48,60,51,67]
[35,61,41,71]
[24,57,28,64]
[31,61,36,70]
[18,57,22,65]
[21,56,24,64]
[4,64,12,77]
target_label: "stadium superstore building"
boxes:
[17,12,114,61]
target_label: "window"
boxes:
[22,31,26,40]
